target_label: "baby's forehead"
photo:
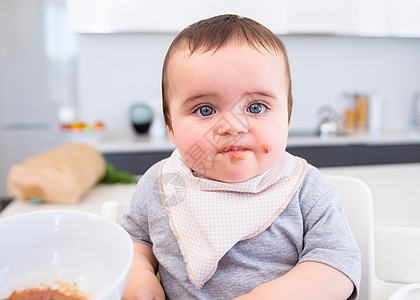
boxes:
[171,40,284,62]
[166,42,287,90]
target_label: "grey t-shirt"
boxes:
[120,160,361,299]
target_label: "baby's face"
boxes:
[166,43,289,182]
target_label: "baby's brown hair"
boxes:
[162,14,292,130]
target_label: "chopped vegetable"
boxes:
[100,161,138,184]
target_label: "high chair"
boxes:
[328,175,420,300]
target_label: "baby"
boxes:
[120,14,360,300]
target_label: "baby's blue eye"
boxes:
[196,105,215,117]
[247,103,266,114]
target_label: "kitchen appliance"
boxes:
[317,105,339,137]
[0,0,78,196]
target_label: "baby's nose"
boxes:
[213,115,249,136]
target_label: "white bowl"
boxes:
[0,210,133,299]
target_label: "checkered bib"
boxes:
[159,149,307,288]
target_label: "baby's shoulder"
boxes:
[132,160,164,198]
[299,164,335,195]
[139,160,162,181]
[296,164,337,213]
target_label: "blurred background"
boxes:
[2,0,420,196]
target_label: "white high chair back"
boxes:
[328,175,376,300]
[327,175,416,300]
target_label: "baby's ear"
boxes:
[167,125,176,146]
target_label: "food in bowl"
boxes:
[0,210,134,300]
[4,281,88,300]
[6,288,78,300]
[2,279,89,300]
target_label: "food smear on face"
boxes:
[3,282,89,300]
[261,144,272,154]
[228,151,246,163]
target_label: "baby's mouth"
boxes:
[220,145,247,153]
[219,145,248,163]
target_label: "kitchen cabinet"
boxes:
[67,0,344,34]
[286,145,355,167]
[278,0,345,34]
[288,143,420,167]
[67,0,420,37]
[342,0,420,37]
[356,144,420,165]
[67,0,236,33]
[280,0,420,37]
[236,0,345,34]
[233,0,287,33]
[104,151,170,175]
[341,0,391,36]
[388,0,420,37]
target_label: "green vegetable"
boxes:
[100,161,138,184]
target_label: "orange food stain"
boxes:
[261,144,272,154]
[228,151,246,163]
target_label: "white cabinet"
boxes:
[238,0,346,34]
[389,0,420,37]
[67,0,236,33]
[280,0,345,34]
[234,0,288,33]
[342,0,420,37]
[67,0,420,37]
[341,0,391,36]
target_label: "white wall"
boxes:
[78,34,172,137]
[77,33,420,136]
[284,35,420,131]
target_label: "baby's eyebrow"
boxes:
[247,91,276,99]
[182,93,217,107]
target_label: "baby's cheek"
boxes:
[179,140,211,168]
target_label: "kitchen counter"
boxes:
[87,129,420,154]
[91,133,175,154]
[0,183,136,219]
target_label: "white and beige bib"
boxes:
[159,149,307,288]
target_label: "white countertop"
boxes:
[82,129,420,154]
[0,184,137,219]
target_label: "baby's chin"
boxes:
[186,152,277,183]
[193,167,264,183]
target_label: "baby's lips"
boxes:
[220,145,247,152]
[218,145,248,163]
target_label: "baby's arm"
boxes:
[233,261,353,300]
[122,242,165,300]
